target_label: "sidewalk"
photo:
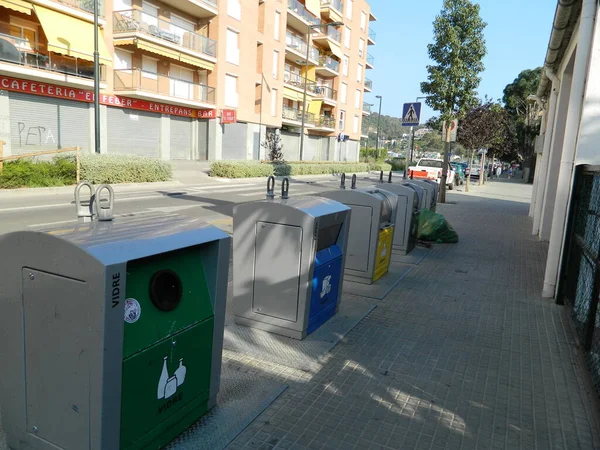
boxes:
[222,180,600,450]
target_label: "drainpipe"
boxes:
[542,0,598,298]
[532,69,561,234]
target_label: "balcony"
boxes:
[368,28,376,45]
[282,106,315,126]
[284,69,318,95]
[313,25,341,46]
[363,102,372,115]
[285,31,319,64]
[114,68,215,108]
[366,53,374,69]
[315,56,339,77]
[113,10,217,62]
[0,32,106,88]
[315,85,337,105]
[52,0,105,16]
[313,115,336,131]
[287,0,320,32]
[320,0,343,23]
[364,78,372,92]
[160,0,217,19]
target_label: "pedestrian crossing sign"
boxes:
[402,103,422,126]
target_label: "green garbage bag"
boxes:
[417,209,459,243]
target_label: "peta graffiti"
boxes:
[17,122,56,147]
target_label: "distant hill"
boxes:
[362,113,416,144]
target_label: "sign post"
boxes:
[402,102,422,170]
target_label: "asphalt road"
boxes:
[0,175,384,235]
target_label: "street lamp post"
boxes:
[93,0,100,153]
[375,95,382,159]
[299,21,343,161]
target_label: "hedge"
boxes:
[0,154,172,188]
[79,154,172,184]
[210,161,392,178]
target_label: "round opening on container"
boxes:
[149,269,183,312]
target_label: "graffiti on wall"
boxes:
[16,122,56,147]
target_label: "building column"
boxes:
[207,119,222,161]
[0,91,11,157]
[539,68,573,241]
[160,114,170,160]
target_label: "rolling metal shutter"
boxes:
[106,107,160,158]
[222,122,247,160]
[280,131,299,161]
[8,92,90,156]
[197,119,208,160]
[169,116,193,160]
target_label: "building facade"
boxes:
[0,0,376,161]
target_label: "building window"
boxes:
[141,1,158,27]
[346,0,353,20]
[360,11,367,30]
[341,82,347,104]
[225,74,238,107]
[359,38,365,58]
[339,110,346,130]
[142,55,158,79]
[343,55,349,76]
[354,89,361,108]
[353,115,359,134]
[344,26,351,48]
[272,50,279,79]
[356,63,363,82]
[9,23,37,50]
[227,0,241,20]
[114,49,132,72]
[226,29,240,65]
[274,11,281,41]
[271,87,278,117]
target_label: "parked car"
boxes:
[408,158,457,190]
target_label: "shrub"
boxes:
[389,161,405,171]
[80,154,172,184]
[210,161,275,178]
[0,158,76,188]
[368,162,392,172]
[210,161,391,178]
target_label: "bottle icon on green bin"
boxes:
[157,356,186,400]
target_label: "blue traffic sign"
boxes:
[402,103,422,126]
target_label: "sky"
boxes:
[363,0,557,121]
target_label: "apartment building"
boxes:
[0,0,375,161]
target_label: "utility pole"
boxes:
[375,95,382,159]
[93,0,100,153]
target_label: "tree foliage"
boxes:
[262,131,284,162]
[421,0,487,124]
[502,68,543,166]
[457,101,508,152]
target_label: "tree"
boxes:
[262,130,284,162]
[502,68,543,182]
[420,0,487,202]
[457,101,508,191]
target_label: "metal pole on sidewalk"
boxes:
[375,95,382,159]
[93,0,100,154]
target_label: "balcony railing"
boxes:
[367,53,374,66]
[319,25,341,43]
[315,116,335,129]
[285,32,319,61]
[363,102,372,113]
[284,69,318,94]
[282,106,315,124]
[364,78,373,90]
[56,0,106,15]
[315,85,337,101]
[287,0,320,26]
[113,10,217,58]
[114,68,215,104]
[368,28,376,41]
[318,56,339,72]
[320,0,343,13]
[0,32,106,80]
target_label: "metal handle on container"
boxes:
[94,184,115,221]
[340,173,346,190]
[74,181,95,222]
[380,170,384,182]
[388,171,393,183]
[281,177,290,199]
[351,174,357,189]
[266,176,275,199]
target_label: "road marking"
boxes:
[28,212,181,228]
[189,183,257,192]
